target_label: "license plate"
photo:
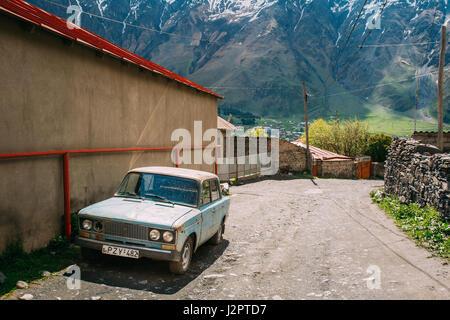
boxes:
[102,245,139,259]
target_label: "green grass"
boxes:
[364,106,450,137]
[370,190,450,260]
[0,236,81,297]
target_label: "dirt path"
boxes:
[5,178,449,300]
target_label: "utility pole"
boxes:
[303,82,311,173]
[414,73,418,132]
[437,25,446,151]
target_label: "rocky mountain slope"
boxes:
[29,0,449,122]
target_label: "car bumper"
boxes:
[75,236,181,262]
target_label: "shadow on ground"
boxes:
[73,240,229,295]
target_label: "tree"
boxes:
[303,118,369,157]
[364,134,393,162]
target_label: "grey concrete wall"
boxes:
[0,13,218,252]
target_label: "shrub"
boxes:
[371,190,449,258]
[365,133,392,162]
[303,118,369,157]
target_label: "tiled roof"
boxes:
[292,140,354,161]
[0,0,223,99]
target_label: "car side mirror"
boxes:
[220,183,230,195]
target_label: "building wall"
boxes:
[0,13,218,252]
[317,160,356,178]
[411,132,450,152]
[278,139,308,173]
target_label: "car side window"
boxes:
[200,180,211,206]
[211,179,220,202]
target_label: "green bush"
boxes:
[371,190,449,259]
[303,118,370,157]
[364,133,392,162]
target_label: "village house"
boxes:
[0,0,222,253]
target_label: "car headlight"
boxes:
[149,229,160,241]
[93,221,103,233]
[163,231,174,243]
[82,219,92,231]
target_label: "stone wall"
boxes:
[278,139,308,173]
[384,137,449,219]
[317,160,356,178]
[411,131,450,152]
[371,162,385,179]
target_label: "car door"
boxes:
[199,179,222,244]
[210,178,228,225]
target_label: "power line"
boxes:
[322,0,370,88]
[332,0,389,83]
[206,67,448,93]
[37,0,442,51]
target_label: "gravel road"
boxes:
[5,178,449,300]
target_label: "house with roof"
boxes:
[292,140,356,178]
[0,0,223,252]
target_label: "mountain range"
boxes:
[28,0,450,127]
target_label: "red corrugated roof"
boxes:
[292,140,354,161]
[0,0,223,99]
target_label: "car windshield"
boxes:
[115,172,199,207]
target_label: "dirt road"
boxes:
[5,178,449,300]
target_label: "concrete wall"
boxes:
[0,13,218,252]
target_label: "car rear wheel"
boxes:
[209,223,224,245]
[169,237,193,275]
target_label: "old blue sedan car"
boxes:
[75,167,230,274]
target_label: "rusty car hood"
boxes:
[78,197,195,228]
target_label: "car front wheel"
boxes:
[169,237,193,275]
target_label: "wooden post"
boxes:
[437,25,446,151]
[303,82,311,173]
[414,73,418,133]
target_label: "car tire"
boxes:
[169,237,193,275]
[80,247,98,260]
[209,223,224,245]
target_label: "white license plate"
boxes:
[102,245,139,259]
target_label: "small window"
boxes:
[211,179,220,202]
[200,180,211,206]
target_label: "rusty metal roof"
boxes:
[217,116,237,131]
[292,140,354,161]
[0,0,223,99]
[129,166,218,182]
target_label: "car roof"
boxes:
[128,166,219,182]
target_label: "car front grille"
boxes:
[104,221,148,241]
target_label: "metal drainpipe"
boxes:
[0,145,220,240]
[63,153,71,238]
